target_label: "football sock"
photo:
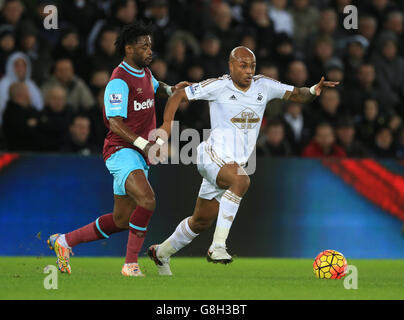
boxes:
[157,217,198,258]
[125,206,154,263]
[212,190,242,247]
[64,213,124,248]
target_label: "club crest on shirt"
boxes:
[109,93,122,105]
[189,84,201,96]
[257,93,263,102]
[231,107,260,130]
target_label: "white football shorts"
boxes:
[196,141,227,202]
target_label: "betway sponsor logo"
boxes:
[134,98,154,111]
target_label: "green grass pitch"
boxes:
[1,257,404,300]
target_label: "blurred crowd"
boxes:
[1,0,404,158]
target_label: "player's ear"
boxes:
[125,44,134,56]
[228,61,233,74]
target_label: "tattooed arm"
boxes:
[284,77,339,103]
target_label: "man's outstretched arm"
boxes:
[283,76,339,103]
[158,88,189,140]
[156,81,191,99]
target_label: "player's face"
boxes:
[230,57,256,89]
[127,35,153,68]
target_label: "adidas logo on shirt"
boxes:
[229,95,237,100]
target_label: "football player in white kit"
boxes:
[148,47,338,275]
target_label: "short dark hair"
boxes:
[316,122,333,133]
[70,113,90,126]
[336,116,355,129]
[115,22,152,58]
[52,57,73,74]
[111,0,132,13]
[267,117,283,128]
[359,62,374,70]
[375,126,391,137]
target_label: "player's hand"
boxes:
[313,77,339,96]
[144,142,159,165]
[172,81,191,93]
[144,142,168,165]
[157,141,169,163]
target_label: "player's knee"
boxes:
[230,174,250,196]
[126,187,156,211]
[113,213,129,229]
[136,193,156,211]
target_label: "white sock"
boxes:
[157,217,198,258]
[57,234,71,249]
[212,190,241,247]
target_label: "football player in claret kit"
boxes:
[148,46,339,275]
[47,22,189,277]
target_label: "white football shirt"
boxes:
[184,75,294,165]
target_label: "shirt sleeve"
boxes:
[151,73,159,93]
[104,78,129,119]
[262,77,294,102]
[184,78,225,101]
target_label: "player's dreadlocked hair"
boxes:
[115,21,152,58]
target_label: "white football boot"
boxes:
[207,244,233,264]
[148,244,173,276]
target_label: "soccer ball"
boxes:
[313,249,347,279]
